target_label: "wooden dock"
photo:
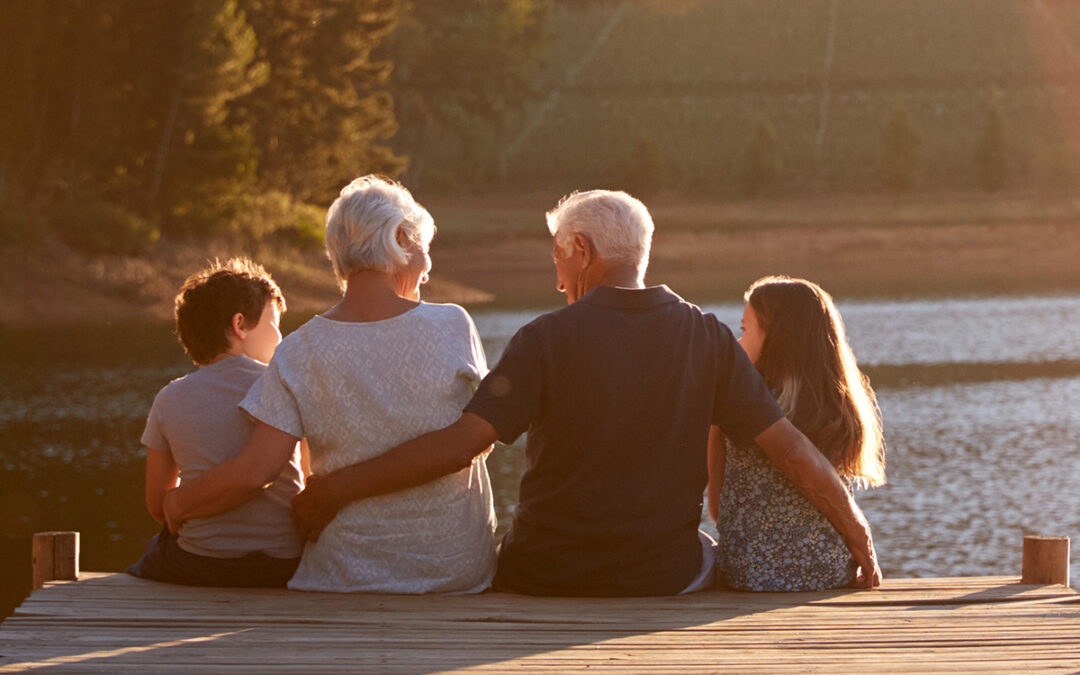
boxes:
[2,572,1079,673]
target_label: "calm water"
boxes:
[2,294,1078,617]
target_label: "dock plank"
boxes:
[2,574,1078,672]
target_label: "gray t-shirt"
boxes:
[142,354,304,559]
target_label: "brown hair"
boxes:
[745,276,885,487]
[174,258,285,366]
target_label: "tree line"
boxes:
[0,0,549,254]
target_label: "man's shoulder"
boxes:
[515,293,727,337]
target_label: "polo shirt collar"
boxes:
[579,284,682,309]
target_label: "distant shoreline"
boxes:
[4,190,1079,328]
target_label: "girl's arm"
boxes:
[706,425,726,523]
[145,448,179,524]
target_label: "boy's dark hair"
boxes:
[174,258,286,366]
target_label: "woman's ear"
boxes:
[395,226,409,248]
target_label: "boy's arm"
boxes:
[163,421,299,533]
[754,417,882,588]
[706,426,726,523]
[299,438,312,478]
[292,412,498,541]
[145,448,179,524]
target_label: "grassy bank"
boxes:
[3,190,1079,327]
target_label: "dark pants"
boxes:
[127,526,300,588]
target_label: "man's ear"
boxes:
[572,233,595,267]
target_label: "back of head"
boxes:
[174,257,285,366]
[324,175,435,289]
[546,190,654,283]
[746,275,885,487]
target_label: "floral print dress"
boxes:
[715,440,858,591]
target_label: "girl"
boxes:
[709,275,885,591]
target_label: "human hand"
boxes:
[162,488,182,534]
[849,537,882,589]
[291,474,341,542]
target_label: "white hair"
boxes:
[324,176,435,288]
[546,190,654,282]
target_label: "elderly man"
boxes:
[286,189,880,597]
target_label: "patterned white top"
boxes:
[241,303,497,593]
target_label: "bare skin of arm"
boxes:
[145,448,179,525]
[291,412,498,541]
[162,422,299,533]
[299,438,312,478]
[754,417,882,588]
[706,426,726,524]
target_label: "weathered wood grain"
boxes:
[1,573,1078,673]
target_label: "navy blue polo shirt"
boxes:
[464,285,783,596]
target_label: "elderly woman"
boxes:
[162,176,497,593]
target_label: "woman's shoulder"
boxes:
[269,317,332,363]
[416,301,472,320]
[414,302,477,334]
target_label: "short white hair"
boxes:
[324,176,435,288]
[546,190,654,282]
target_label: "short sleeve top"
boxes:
[464,285,783,596]
[240,302,497,594]
[142,355,303,559]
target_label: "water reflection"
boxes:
[862,376,1080,582]
[473,294,1080,366]
[1,294,1077,619]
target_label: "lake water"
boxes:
[2,294,1078,617]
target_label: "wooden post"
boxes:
[32,531,80,590]
[1021,535,1070,586]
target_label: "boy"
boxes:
[127,257,304,587]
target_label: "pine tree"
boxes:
[148,0,269,234]
[976,91,1007,192]
[235,0,406,206]
[880,101,921,192]
[0,1,267,241]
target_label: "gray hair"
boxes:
[324,176,435,288]
[546,190,654,283]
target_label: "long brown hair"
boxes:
[745,276,885,487]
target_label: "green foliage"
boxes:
[271,216,325,252]
[235,0,406,206]
[881,102,921,192]
[52,194,160,256]
[387,0,551,192]
[233,191,326,252]
[494,1,1080,194]
[0,0,403,248]
[976,91,1007,192]
[149,0,268,235]
[741,120,782,197]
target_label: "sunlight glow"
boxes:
[10,630,250,670]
